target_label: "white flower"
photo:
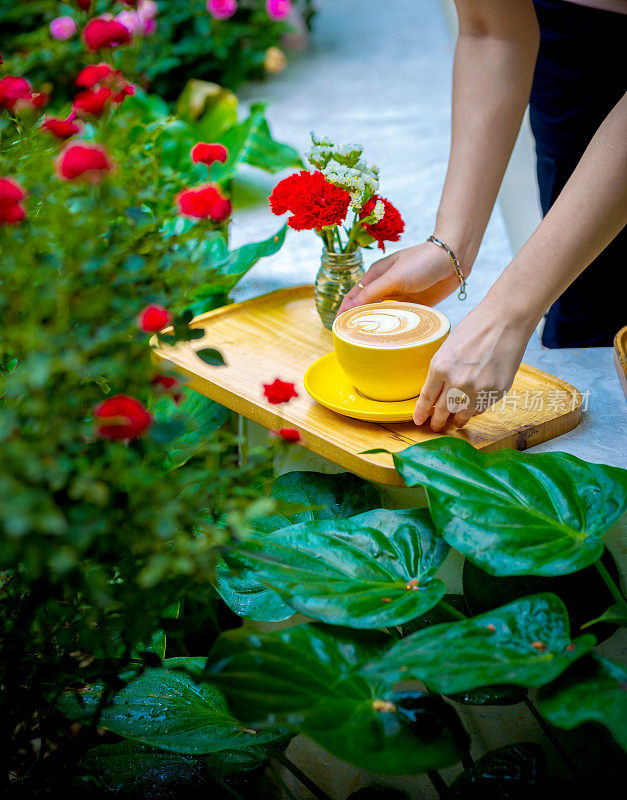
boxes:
[323,163,366,195]
[372,199,385,222]
[310,131,334,147]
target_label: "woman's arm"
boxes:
[339,0,539,313]
[414,93,627,430]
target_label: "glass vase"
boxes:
[314,247,365,330]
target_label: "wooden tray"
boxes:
[614,325,627,400]
[152,285,583,486]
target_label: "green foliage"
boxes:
[365,594,595,694]
[379,437,627,576]
[222,508,450,628]
[0,0,316,104]
[0,77,293,792]
[59,658,285,753]
[209,624,469,774]
[538,654,627,749]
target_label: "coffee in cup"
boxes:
[332,301,450,401]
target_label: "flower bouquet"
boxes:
[269,132,405,327]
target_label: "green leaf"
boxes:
[215,471,381,622]
[214,108,301,184]
[581,601,627,629]
[538,654,627,749]
[151,389,231,468]
[388,437,627,576]
[197,348,226,367]
[463,552,621,642]
[449,743,547,799]
[364,594,595,694]
[209,625,469,774]
[80,739,269,794]
[252,470,382,533]
[224,508,449,628]
[59,658,283,754]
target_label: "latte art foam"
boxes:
[334,302,446,347]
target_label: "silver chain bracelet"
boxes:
[427,235,467,300]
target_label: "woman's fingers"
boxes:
[413,373,444,426]
[337,255,399,314]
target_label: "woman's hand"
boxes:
[338,242,463,315]
[413,296,537,430]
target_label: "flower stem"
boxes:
[275,752,333,800]
[523,697,584,784]
[595,560,624,603]
[437,600,468,621]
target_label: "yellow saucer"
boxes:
[303,352,418,422]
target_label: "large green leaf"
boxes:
[449,743,548,799]
[59,658,283,754]
[151,389,231,469]
[215,471,381,622]
[462,551,621,642]
[252,470,382,533]
[364,594,595,694]
[209,624,468,774]
[384,437,627,576]
[80,739,269,795]
[213,105,302,184]
[538,654,627,749]
[223,508,449,628]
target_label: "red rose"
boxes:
[73,87,113,117]
[176,184,232,222]
[359,195,405,252]
[273,427,302,443]
[0,76,32,110]
[137,304,171,332]
[94,394,152,440]
[151,375,183,404]
[40,115,82,140]
[76,63,114,89]
[0,177,26,207]
[269,170,351,231]
[24,91,50,110]
[84,18,132,50]
[191,142,228,166]
[0,178,26,225]
[263,378,298,404]
[55,143,114,183]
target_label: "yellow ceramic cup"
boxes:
[332,301,450,401]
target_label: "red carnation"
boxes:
[73,87,113,117]
[137,304,171,332]
[76,63,114,89]
[55,143,114,183]
[0,76,32,110]
[269,170,351,231]
[40,114,82,140]
[273,427,302,443]
[191,142,228,166]
[0,178,27,225]
[112,82,135,104]
[176,184,232,222]
[84,18,132,50]
[151,375,183,404]
[359,195,405,252]
[263,378,298,405]
[94,394,151,440]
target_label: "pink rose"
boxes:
[138,0,158,18]
[50,16,78,41]
[115,10,142,34]
[206,0,237,20]
[266,0,292,20]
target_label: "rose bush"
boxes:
[0,0,316,104]
[0,59,300,794]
